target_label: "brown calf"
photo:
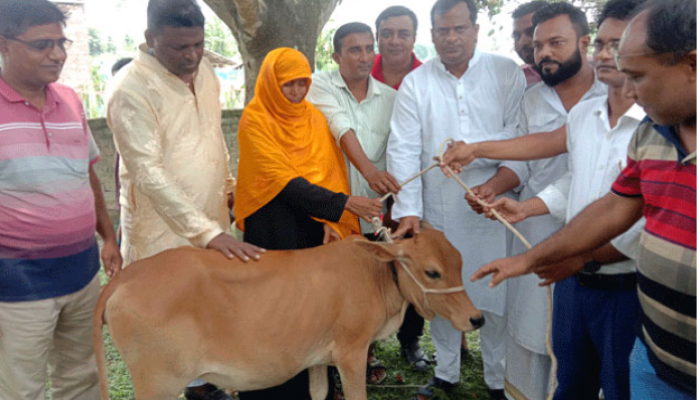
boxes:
[93,227,484,400]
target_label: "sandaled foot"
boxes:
[366,357,387,384]
[412,377,459,400]
[402,339,432,372]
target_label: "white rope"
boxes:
[372,138,557,400]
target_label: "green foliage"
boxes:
[206,16,239,59]
[88,28,103,57]
[315,27,337,72]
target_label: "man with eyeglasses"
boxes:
[466,1,646,399]
[106,0,262,399]
[386,0,525,399]
[472,0,696,399]
[0,0,121,399]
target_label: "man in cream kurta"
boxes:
[107,45,235,266]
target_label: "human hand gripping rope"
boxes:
[371,138,557,400]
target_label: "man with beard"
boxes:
[387,1,526,399]
[511,1,548,86]
[472,0,696,398]
[445,3,605,399]
[470,1,646,398]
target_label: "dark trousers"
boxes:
[552,276,641,400]
[237,370,311,400]
[397,305,424,348]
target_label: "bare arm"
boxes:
[89,166,122,278]
[340,130,400,195]
[473,192,644,287]
[441,126,567,172]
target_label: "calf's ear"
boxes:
[353,239,401,262]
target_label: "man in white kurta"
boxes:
[387,1,525,396]
[473,5,605,399]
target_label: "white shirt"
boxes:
[503,78,606,355]
[387,51,526,315]
[537,95,647,274]
[307,70,396,233]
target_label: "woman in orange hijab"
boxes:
[235,48,381,399]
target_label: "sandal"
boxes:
[402,339,433,372]
[412,377,459,400]
[366,357,387,385]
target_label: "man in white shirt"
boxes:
[485,1,645,398]
[511,1,548,86]
[387,1,525,398]
[445,3,605,400]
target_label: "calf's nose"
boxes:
[470,314,485,330]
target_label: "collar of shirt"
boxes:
[434,49,483,79]
[371,53,422,89]
[642,115,697,164]
[593,98,646,132]
[0,69,61,111]
[329,69,384,102]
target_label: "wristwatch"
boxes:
[581,260,602,273]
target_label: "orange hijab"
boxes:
[235,47,360,238]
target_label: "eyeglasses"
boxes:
[610,41,661,70]
[593,40,619,54]
[6,37,73,53]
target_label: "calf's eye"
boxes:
[425,270,441,279]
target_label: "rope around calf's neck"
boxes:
[372,138,557,400]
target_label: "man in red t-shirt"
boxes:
[371,6,422,90]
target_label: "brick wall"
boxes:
[88,109,243,225]
[54,1,92,93]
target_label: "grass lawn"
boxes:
[97,273,492,400]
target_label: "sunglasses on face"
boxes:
[6,37,73,52]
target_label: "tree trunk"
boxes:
[203,0,343,103]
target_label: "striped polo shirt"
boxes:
[611,117,696,392]
[0,75,101,302]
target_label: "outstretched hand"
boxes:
[464,184,497,214]
[483,197,528,224]
[437,141,479,176]
[471,254,534,287]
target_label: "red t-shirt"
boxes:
[371,53,422,90]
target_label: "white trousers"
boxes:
[432,310,506,389]
[504,335,552,400]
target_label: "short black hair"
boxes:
[375,6,418,36]
[512,1,549,21]
[333,22,373,54]
[147,0,205,34]
[532,2,590,37]
[0,0,66,38]
[596,0,645,28]
[633,0,696,64]
[112,57,133,76]
[431,0,478,27]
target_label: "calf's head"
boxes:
[355,227,484,332]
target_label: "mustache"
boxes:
[538,57,561,69]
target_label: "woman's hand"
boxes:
[345,196,382,222]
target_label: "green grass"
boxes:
[97,271,491,400]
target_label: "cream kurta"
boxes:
[107,45,234,265]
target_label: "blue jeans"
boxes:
[629,338,695,400]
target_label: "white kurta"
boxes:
[388,51,525,316]
[501,79,607,355]
[306,71,396,234]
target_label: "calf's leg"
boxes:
[309,365,328,400]
[334,351,369,400]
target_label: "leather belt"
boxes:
[575,271,637,291]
